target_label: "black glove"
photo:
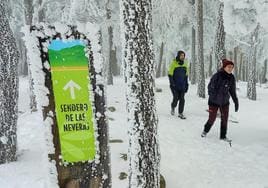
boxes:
[235,101,239,112]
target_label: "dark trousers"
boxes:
[203,105,229,139]
[170,87,185,114]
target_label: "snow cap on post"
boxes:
[222,59,234,68]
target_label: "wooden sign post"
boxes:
[29,24,111,188]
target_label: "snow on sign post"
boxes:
[48,39,95,162]
[27,24,111,188]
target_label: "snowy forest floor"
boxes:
[0,76,268,188]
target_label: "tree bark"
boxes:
[121,0,160,187]
[247,23,260,100]
[261,59,267,83]
[191,27,196,84]
[0,0,19,164]
[162,59,167,77]
[214,2,226,70]
[197,0,205,98]
[156,42,164,78]
[238,53,243,81]
[208,49,213,77]
[107,0,114,85]
[234,46,238,81]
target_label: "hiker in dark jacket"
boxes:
[168,50,189,119]
[201,59,239,141]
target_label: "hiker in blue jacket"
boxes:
[168,50,189,119]
[201,59,239,141]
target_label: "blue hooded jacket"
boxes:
[168,59,189,92]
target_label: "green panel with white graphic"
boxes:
[48,39,95,163]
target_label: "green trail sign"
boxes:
[48,39,96,163]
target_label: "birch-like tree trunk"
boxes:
[247,23,260,100]
[0,0,19,164]
[121,0,160,187]
[197,0,205,98]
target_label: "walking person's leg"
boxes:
[170,86,179,115]
[201,106,218,137]
[178,91,185,115]
[219,105,229,139]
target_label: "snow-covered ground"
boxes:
[0,77,51,188]
[1,76,268,188]
[110,77,268,188]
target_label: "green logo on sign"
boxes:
[48,39,96,163]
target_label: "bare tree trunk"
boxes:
[106,0,113,85]
[257,69,261,86]
[107,43,114,85]
[191,27,196,84]
[234,46,238,81]
[197,0,205,98]
[29,70,37,111]
[245,59,249,82]
[238,53,243,81]
[37,0,45,22]
[17,36,28,76]
[156,42,164,78]
[247,23,260,100]
[261,59,267,83]
[214,2,226,71]
[111,46,119,76]
[228,51,233,61]
[21,43,28,76]
[24,0,34,25]
[24,0,37,111]
[208,49,213,77]
[0,0,19,164]
[190,0,196,85]
[121,0,160,187]
[162,59,167,77]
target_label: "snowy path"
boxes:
[0,77,51,188]
[109,77,268,188]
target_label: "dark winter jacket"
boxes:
[168,59,189,92]
[208,69,238,107]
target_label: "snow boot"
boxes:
[178,113,186,119]
[220,137,232,143]
[201,131,207,137]
[171,107,175,115]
